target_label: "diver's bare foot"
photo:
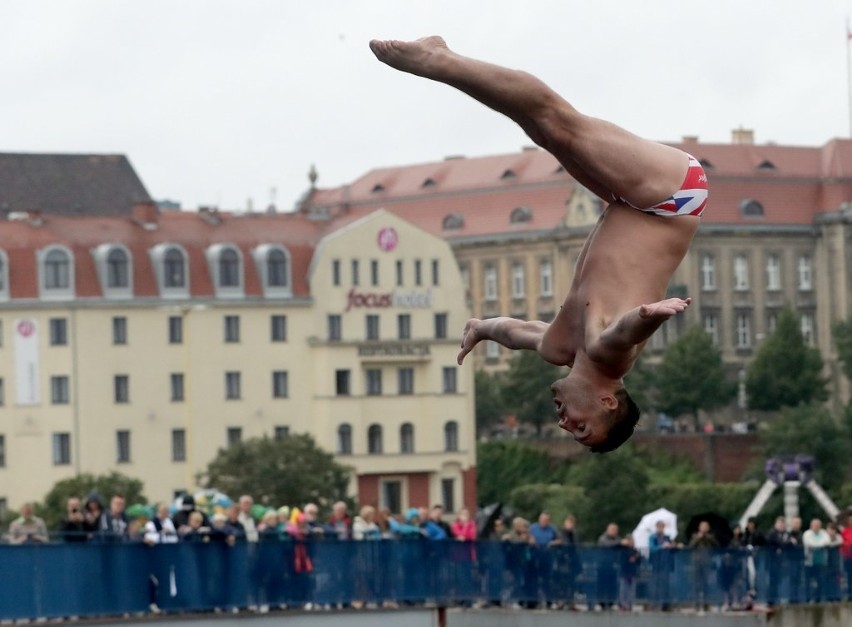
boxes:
[369,36,451,78]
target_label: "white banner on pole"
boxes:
[14,318,40,405]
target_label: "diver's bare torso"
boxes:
[541,202,700,376]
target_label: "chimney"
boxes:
[132,202,159,230]
[199,206,222,225]
[731,128,755,145]
[681,135,699,145]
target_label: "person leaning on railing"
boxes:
[8,502,48,545]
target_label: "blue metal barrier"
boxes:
[0,541,847,620]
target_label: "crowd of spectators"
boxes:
[5,492,852,615]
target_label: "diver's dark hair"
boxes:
[590,387,640,454]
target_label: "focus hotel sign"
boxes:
[344,226,433,312]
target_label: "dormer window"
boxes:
[371,183,385,193]
[0,249,9,302]
[252,244,292,298]
[510,206,532,224]
[442,213,464,230]
[500,169,517,180]
[206,243,243,298]
[38,245,75,300]
[739,198,764,217]
[422,178,437,188]
[757,160,776,171]
[149,243,190,299]
[92,244,133,299]
[698,158,714,169]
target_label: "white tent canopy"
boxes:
[631,507,678,550]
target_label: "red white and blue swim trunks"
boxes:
[613,154,708,217]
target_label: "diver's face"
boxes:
[551,376,606,448]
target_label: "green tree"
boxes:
[832,317,852,382]
[475,369,506,435]
[759,403,852,491]
[476,440,567,505]
[199,434,352,511]
[623,356,656,415]
[655,325,736,430]
[564,445,650,541]
[746,308,828,411]
[40,472,147,531]
[501,351,566,435]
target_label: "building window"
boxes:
[398,368,414,395]
[107,248,130,288]
[767,311,778,334]
[734,255,749,291]
[735,313,752,349]
[116,430,131,463]
[444,421,459,452]
[366,314,380,340]
[171,429,186,462]
[441,478,456,513]
[370,259,379,286]
[271,315,287,342]
[400,423,415,454]
[702,312,719,346]
[485,340,500,360]
[396,260,404,286]
[227,427,242,447]
[414,260,422,286]
[540,259,553,297]
[367,424,383,454]
[218,248,241,288]
[798,255,813,291]
[351,259,360,286]
[442,367,458,393]
[766,254,781,291]
[337,423,352,454]
[484,265,498,301]
[268,426,288,441]
[52,432,71,465]
[460,265,471,295]
[431,259,440,286]
[224,315,240,343]
[701,254,716,291]
[366,368,383,395]
[44,248,71,289]
[170,373,184,401]
[328,314,342,341]
[225,371,241,399]
[335,369,351,395]
[511,262,525,299]
[800,312,815,346]
[168,316,183,344]
[49,318,68,346]
[398,314,411,340]
[266,249,289,288]
[382,480,402,515]
[112,316,127,345]
[332,259,341,286]
[272,370,289,398]
[0,377,4,406]
[114,375,129,403]
[434,313,448,339]
[51,376,70,404]
[0,434,5,467]
[164,248,186,288]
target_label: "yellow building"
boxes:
[0,206,476,515]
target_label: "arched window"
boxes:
[44,249,70,289]
[400,423,415,454]
[510,207,532,224]
[444,421,459,452]
[442,213,464,230]
[164,248,186,288]
[739,199,764,217]
[368,424,383,454]
[219,248,240,287]
[337,423,352,455]
[107,248,129,288]
[267,249,289,287]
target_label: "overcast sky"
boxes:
[2,0,852,211]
